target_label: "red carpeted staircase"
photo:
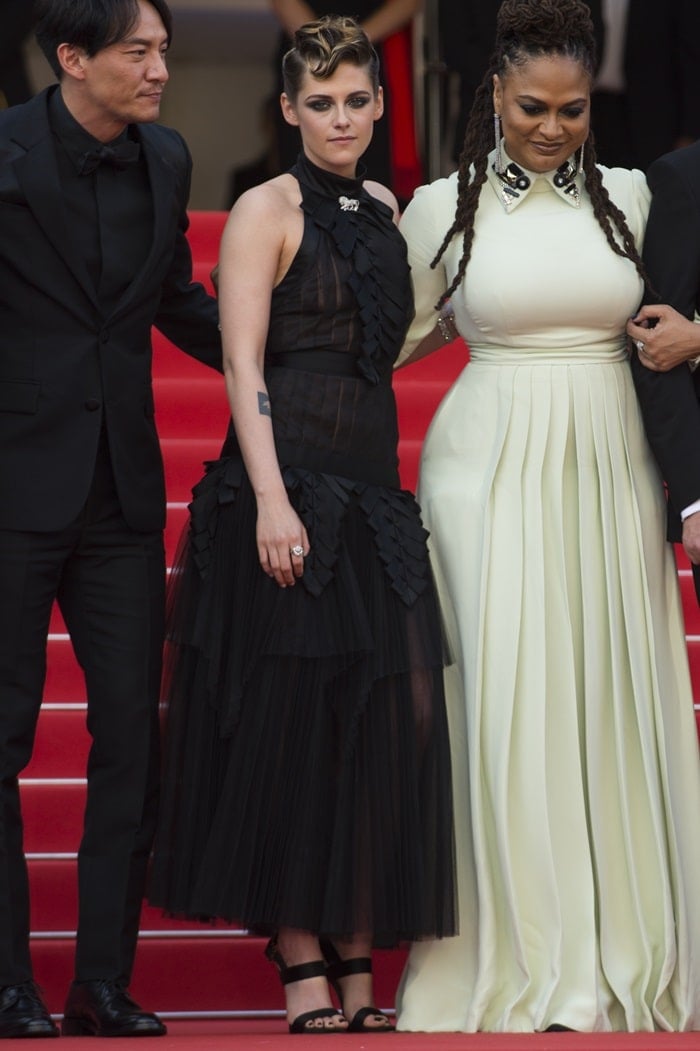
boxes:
[22,213,700,1023]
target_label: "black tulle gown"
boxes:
[148,153,456,946]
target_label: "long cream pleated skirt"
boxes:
[396,347,700,1032]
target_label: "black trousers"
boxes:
[0,443,165,986]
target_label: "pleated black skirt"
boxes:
[148,456,456,947]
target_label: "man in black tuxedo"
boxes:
[627,143,700,600]
[0,0,220,1038]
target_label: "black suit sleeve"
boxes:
[630,151,700,525]
[154,135,222,373]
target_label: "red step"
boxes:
[28,857,235,934]
[687,636,700,695]
[162,437,224,502]
[21,781,85,854]
[397,338,469,385]
[186,210,227,268]
[153,333,221,381]
[395,378,451,435]
[31,934,405,1017]
[154,376,229,438]
[48,603,66,634]
[24,707,89,779]
[680,571,700,634]
[44,637,84,704]
[676,544,691,570]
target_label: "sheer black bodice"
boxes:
[266,152,413,381]
[223,153,414,487]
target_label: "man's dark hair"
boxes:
[34,0,173,78]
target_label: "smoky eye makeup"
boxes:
[517,95,588,118]
[304,92,372,112]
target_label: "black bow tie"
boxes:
[78,140,141,175]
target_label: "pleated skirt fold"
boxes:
[397,354,700,1032]
[149,461,456,947]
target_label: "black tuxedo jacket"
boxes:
[630,140,700,541]
[0,87,221,533]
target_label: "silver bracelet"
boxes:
[437,310,456,343]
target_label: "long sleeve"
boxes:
[397,177,454,363]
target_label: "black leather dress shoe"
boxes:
[61,980,167,1037]
[0,982,59,1038]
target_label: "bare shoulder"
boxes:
[222,175,303,264]
[220,173,304,287]
[363,179,400,221]
[230,173,301,224]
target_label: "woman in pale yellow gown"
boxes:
[395,0,700,1033]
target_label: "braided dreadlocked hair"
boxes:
[432,0,647,309]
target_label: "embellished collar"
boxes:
[487,142,583,213]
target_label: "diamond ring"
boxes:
[290,545,304,558]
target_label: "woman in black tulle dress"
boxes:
[149,16,455,1034]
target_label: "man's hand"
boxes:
[627,304,700,371]
[683,511,700,565]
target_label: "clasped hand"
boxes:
[627,304,700,372]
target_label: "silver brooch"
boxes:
[493,161,530,212]
[553,159,581,207]
[339,195,359,212]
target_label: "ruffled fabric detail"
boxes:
[187,455,430,608]
[187,456,244,577]
[357,484,431,606]
[292,153,414,384]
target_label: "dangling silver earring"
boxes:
[578,141,585,175]
[494,113,504,174]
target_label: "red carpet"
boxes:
[22,211,700,1036]
[49,1019,700,1049]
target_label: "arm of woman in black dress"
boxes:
[217,179,310,589]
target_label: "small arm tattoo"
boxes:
[258,392,271,417]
